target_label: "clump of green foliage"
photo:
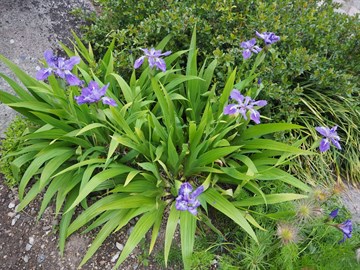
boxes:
[0,30,315,269]
[0,116,35,187]
[183,183,359,270]
[79,0,360,183]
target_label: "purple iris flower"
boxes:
[134,48,172,72]
[329,209,339,219]
[224,89,267,124]
[337,219,352,243]
[74,81,117,106]
[240,38,262,59]
[255,31,280,45]
[36,50,82,86]
[175,182,204,215]
[315,126,341,152]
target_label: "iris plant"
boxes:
[74,81,117,106]
[327,209,352,243]
[134,48,171,72]
[315,126,341,152]
[175,182,204,215]
[240,38,262,59]
[241,31,279,59]
[36,50,82,86]
[224,89,267,124]
[256,31,280,45]
[337,219,352,243]
[329,209,339,219]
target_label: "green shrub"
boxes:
[0,116,36,187]
[0,30,315,269]
[79,0,360,182]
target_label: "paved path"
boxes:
[0,0,94,137]
[333,0,360,15]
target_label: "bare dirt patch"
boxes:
[0,174,180,270]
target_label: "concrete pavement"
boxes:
[0,0,94,137]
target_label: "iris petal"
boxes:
[134,56,145,69]
[102,97,117,106]
[319,138,331,152]
[65,72,82,86]
[64,56,81,70]
[250,109,261,124]
[36,68,52,80]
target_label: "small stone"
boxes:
[23,255,29,263]
[99,260,106,265]
[111,252,120,263]
[42,225,52,231]
[25,243,33,251]
[11,214,20,226]
[127,226,134,235]
[9,39,14,44]
[115,242,124,251]
[8,202,15,208]
[29,236,35,245]
[7,212,16,218]
[37,254,46,263]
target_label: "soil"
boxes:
[0,174,181,270]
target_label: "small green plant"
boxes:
[190,184,358,270]
[0,116,36,187]
[155,245,183,269]
[0,29,317,269]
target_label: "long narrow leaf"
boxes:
[164,203,180,267]
[234,193,308,207]
[180,211,196,270]
[202,188,258,242]
[114,210,158,268]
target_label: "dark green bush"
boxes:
[79,0,359,182]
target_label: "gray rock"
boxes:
[25,243,33,251]
[42,225,52,231]
[28,236,35,245]
[127,226,134,235]
[7,212,16,218]
[37,253,46,264]
[11,214,20,226]
[8,201,15,209]
[23,255,29,263]
[115,242,124,251]
[110,252,120,263]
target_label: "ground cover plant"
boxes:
[78,0,360,184]
[0,28,329,269]
[0,116,38,187]
[181,184,359,270]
